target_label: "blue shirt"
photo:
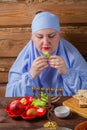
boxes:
[5,38,87,97]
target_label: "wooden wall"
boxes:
[0,0,87,97]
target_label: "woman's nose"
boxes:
[42,37,49,45]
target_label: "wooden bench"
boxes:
[0,0,87,97]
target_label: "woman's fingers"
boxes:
[49,56,67,74]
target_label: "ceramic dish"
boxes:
[36,127,72,130]
[21,106,46,120]
[74,121,87,130]
[5,96,47,120]
[5,106,21,118]
[54,105,70,118]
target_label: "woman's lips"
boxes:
[43,47,49,50]
[42,47,50,51]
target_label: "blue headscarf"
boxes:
[31,11,60,34]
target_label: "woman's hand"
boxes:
[49,56,67,75]
[30,56,48,78]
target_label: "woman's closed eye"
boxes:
[35,33,57,39]
[36,34,43,39]
[48,33,56,38]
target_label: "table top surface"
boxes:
[0,96,87,130]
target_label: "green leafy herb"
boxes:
[31,98,47,108]
[43,53,50,58]
[41,92,48,103]
[31,92,48,108]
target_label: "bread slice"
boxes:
[73,94,81,100]
[73,89,87,108]
[79,97,87,108]
[78,90,87,98]
[73,90,87,99]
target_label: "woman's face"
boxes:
[31,29,60,54]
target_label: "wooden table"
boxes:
[0,97,87,130]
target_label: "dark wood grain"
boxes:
[0,1,87,26]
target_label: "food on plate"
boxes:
[73,89,87,108]
[31,92,48,108]
[26,108,37,116]
[31,98,47,108]
[79,97,87,108]
[9,99,25,115]
[20,97,28,105]
[43,121,58,128]
[78,90,87,98]
[5,95,47,120]
[20,97,34,106]
[41,92,48,102]
[73,90,87,99]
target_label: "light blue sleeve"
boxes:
[5,72,37,97]
[5,41,39,97]
[61,40,87,96]
[62,68,87,96]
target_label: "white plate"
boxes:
[59,127,72,130]
[36,127,72,130]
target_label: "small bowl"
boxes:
[74,121,87,130]
[54,106,70,118]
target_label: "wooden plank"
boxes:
[63,97,87,118]
[0,0,87,3]
[0,26,87,57]
[61,26,87,44]
[0,85,6,97]
[0,2,29,27]
[0,72,8,83]
[0,28,30,57]
[48,0,87,4]
[29,2,87,25]
[0,84,6,89]
[0,58,15,72]
[0,2,87,26]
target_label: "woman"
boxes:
[5,11,87,97]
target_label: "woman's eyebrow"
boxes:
[48,31,57,35]
[35,31,57,36]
